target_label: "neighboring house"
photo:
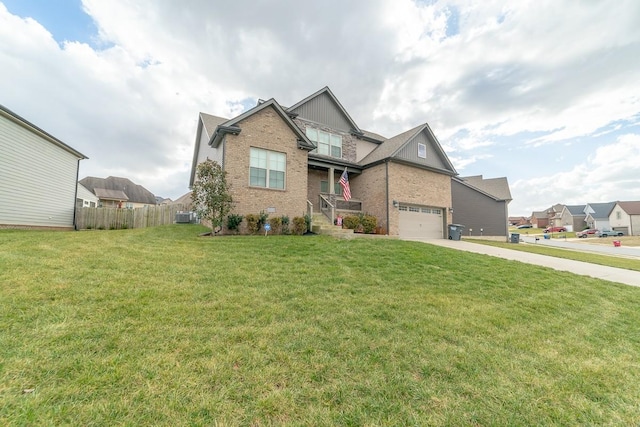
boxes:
[156,196,173,205]
[530,211,549,228]
[508,216,529,226]
[531,204,563,228]
[610,201,640,235]
[79,176,157,208]
[190,86,458,238]
[173,191,193,210]
[452,175,512,236]
[76,183,99,208]
[558,204,586,231]
[584,202,616,230]
[1,104,87,229]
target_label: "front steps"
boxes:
[311,213,354,237]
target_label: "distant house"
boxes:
[531,204,563,229]
[584,202,616,230]
[79,176,156,208]
[1,104,87,229]
[508,216,529,226]
[558,204,586,231]
[610,201,640,235]
[173,191,193,210]
[451,175,512,236]
[530,211,549,228]
[76,183,99,208]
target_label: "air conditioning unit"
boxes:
[175,212,191,223]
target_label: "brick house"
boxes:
[190,87,458,238]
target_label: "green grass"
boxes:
[473,239,640,272]
[2,225,640,425]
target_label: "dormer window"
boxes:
[306,128,342,158]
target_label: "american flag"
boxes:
[338,169,351,201]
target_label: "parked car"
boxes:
[544,226,567,233]
[516,224,533,229]
[596,229,624,237]
[576,229,598,238]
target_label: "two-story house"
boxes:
[190,87,460,238]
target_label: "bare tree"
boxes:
[192,160,233,234]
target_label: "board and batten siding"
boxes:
[0,107,85,228]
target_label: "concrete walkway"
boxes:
[411,238,640,287]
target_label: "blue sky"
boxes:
[1,0,639,216]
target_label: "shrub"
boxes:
[227,214,243,233]
[245,214,260,234]
[269,216,282,234]
[342,215,360,230]
[258,211,269,228]
[361,214,377,234]
[342,213,378,234]
[292,216,307,235]
[280,216,290,235]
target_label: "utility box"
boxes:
[448,224,465,240]
[510,233,520,243]
[175,212,191,223]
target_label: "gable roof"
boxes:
[79,176,156,204]
[1,104,88,160]
[287,86,362,134]
[531,211,548,219]
[563,204,587,216]
[617,201,640,215]
[584,202,616,219]
[200,113,228,138]
[210,98,315,151]
[457,175,512,201]
[359,122,457,175]
[94,188,129,201]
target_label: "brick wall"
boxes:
[223,106,309,232]
[387,162,451,235]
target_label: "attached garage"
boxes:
[398,204,444,239]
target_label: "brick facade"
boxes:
[223,106,309,231]
[387,162,451,236]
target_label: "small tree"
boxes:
[192,160,233,234]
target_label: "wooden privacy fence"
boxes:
[75,204,190,230]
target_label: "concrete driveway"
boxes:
[407,238,640,287]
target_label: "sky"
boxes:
[1,0,639,216]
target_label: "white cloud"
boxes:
[511,134,640,214]
[0,0,639,207]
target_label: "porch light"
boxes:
[393,200,399,208]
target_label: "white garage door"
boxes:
[398,205,443,239]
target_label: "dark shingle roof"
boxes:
[459,175,512,201]
[585,202,616,219]
[79,176,156,204]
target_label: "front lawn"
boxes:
[2,225,640,425]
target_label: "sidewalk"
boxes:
[413,238,640,287]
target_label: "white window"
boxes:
[417,143,427,159]
[409,206,420,212]
[250,148,286,189]
[306,128,342,158]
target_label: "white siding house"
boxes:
[0,104,87,229]
[76,183,99,208]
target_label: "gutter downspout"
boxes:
[385,160,390,235]
[73,158,81,230]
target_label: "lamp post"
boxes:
[548,209,553,239]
